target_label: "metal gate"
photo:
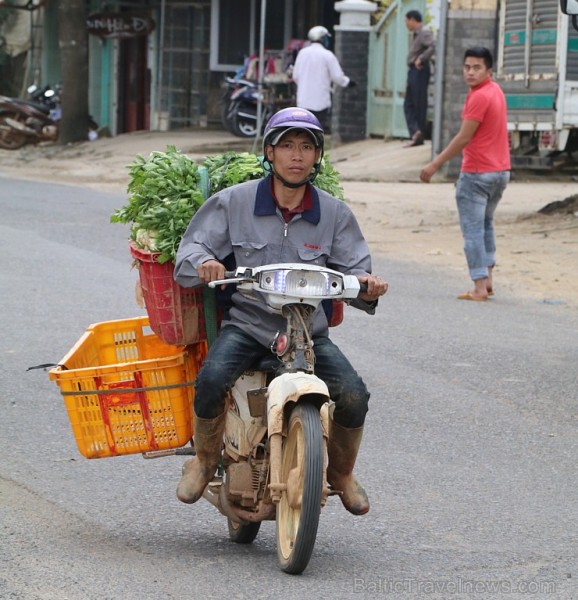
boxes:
[155,2,211,130]
[367,0,427,138]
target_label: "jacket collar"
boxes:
[255,175,320,224]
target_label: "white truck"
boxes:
[496,0,578,168]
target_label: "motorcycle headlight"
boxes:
[258,268,344,297]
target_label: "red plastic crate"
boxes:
[130,242,207,346]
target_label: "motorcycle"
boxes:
[146,263,362,574]
[220,76,295,139]
[0,84,61,150]
[219,76,271,138]
[220,76,253,136]
[0,84,97,150]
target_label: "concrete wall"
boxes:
[332,30,370,144]
[440,5,499,177]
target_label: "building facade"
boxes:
[1,0,340,135]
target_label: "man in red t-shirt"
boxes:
[420,47,511,301]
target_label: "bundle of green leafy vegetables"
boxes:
[111,145,205,263]
[203,151,264,193]
[315,156,345,201]
[111,145,345,264]
[202,150,344,199]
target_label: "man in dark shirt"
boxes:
[403,10,435,147]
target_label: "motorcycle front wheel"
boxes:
[276,402,323,575]
[0,113,28,150]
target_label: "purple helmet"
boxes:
[263,107,324,154]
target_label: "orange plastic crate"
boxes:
[49,316,207,459]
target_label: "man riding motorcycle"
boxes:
[173,107,388,515]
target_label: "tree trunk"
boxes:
[57,0,90,144]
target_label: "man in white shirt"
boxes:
[292,26,355,132]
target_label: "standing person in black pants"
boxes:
[403,10,435,147]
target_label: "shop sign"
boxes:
[87,13,155,39]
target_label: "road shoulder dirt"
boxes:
[1,131,576,310]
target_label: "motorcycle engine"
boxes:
[26,117,44,133]
[225,459,268,507]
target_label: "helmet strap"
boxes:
[263,151,323,188]
[273,162,321,188]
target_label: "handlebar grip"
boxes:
[207,270,239,287]
[359,282,368,293]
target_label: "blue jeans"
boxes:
[456,171,510,281]
[193,325,370,428]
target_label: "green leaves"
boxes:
[110,145,203,263]
[203,150,345,199]
[112,145,200,223]
[131,190,205,263]
[111,146,345,264]
[204,151,264,192]
[316,155,345,201]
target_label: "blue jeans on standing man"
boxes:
[455,171,510,281]
[193,324,370,428]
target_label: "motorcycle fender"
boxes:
[267,372,330,436]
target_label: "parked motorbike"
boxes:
[146,263,362,574]
[220,76,249,134]
[220,76,271,138]
[0,84,60,149]
[0,84,97,150]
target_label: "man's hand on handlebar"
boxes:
[200,261,388,300]
[357,274,388,302]
[198,259,225,284]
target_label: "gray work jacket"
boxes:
[174,176,376,348]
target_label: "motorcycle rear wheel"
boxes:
[276,402,323,575]
[227,518,261,544]
[231,115,257,137]
[230,102,259,138]
[0,113,28,150]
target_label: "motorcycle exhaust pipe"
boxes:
[201,478,252,525]
[203,479,276,524]
[5,117,37,136]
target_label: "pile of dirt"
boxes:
[538,194,578,215]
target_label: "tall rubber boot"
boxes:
[176,411,226,504]
[326,418,370,515]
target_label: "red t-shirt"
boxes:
[461,78,511,173]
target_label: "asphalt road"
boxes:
[1,178,577,599]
